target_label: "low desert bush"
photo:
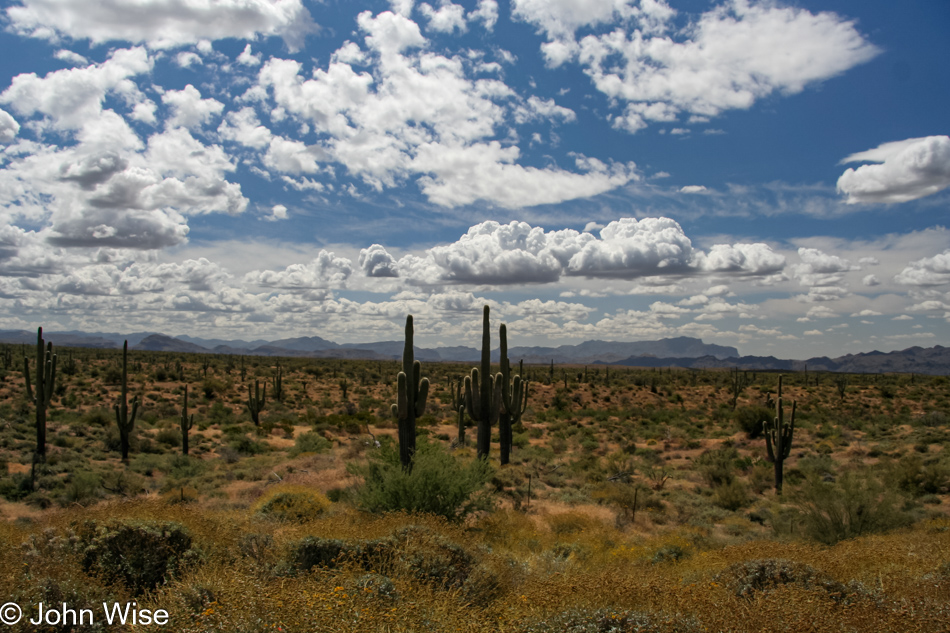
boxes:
[253,485,331,523]
[791,472,912,545]
[289,430,331,456]
[715,558,873,604]
[735,405,772,439]
[352,438,493,521]
[78,519,196,595]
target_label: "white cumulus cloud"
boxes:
[837,136,950,204]
[6,0,317,50]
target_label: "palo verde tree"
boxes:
[764,374,796,493]
[391,314,429,468]
[22,327,57,462]
[465,305,501,460]
[498,323,528,466]
[114,341,139,462]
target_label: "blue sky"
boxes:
[0,0,948,357]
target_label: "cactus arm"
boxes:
[464,370,479,420]
[415,377,429,417]
[395,372,408,419]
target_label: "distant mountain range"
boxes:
[0,329,947,374]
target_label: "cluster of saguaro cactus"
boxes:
[465,306,502,459]
[115,341,139,462]
[498,324,528,466]
[247,380,266,425]
[22,327,57,461]
[391,315,429,468]
[180,385,195,456]
[764,374,796,493]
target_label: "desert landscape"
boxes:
[0,320,947,633]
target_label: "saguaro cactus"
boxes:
[114,341,139,462]
[247,380,266,425]
[498,324,528,466]
[180,385,195,456]
[764,375,796,493]
[23,327,57,462]
[391,315,429,468]
[465,306,501,460]
[451,376,466,447]
[272,363,283,402]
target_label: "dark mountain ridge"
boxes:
[0,330,946,374]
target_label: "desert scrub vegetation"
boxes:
[0,340,948,630]
[0,500,948,632]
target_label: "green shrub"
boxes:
[253,485,331,523]
[715,558,872,603]
[714,479,751,511]
[792,472,912,545]
[289,431,331,456]
[229,435,268,455]
[353,438,493,522]
[79,519,196,595]
[888,455,950,496]
[734,406,772,439]
[695,446,738,488]
[61,470,101,506]
[156,427,182,448]
[289,536,351,571]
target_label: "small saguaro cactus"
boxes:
[247,380,266,425]
[465,305,502,460]
[391,315,429,469]
[23,327,57,462]
[498,324,528,466]
[763,374,796,493]
[272,363,283,402]
[180,385,195,456]
[114,341,139,462]
[451,376,466,447]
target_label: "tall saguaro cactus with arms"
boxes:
[465,306,501,460]
[114,340,139,462]
[764,374,796,493]
[247,380,266,425]
[391,315,429,469]
[498,324,528,466]
[23,327,57,462]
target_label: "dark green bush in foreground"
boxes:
[352,438,494,521]
[79,519,196,595]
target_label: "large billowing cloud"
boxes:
[256,10,637,208]
[1,47,152,133]
[515,0,878,132]
[0,52,246,251]
[837,136,950,204]
[6,0,317,50]
[383,217,786,285]
[894,250,950,287]
[245,250,354,290]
